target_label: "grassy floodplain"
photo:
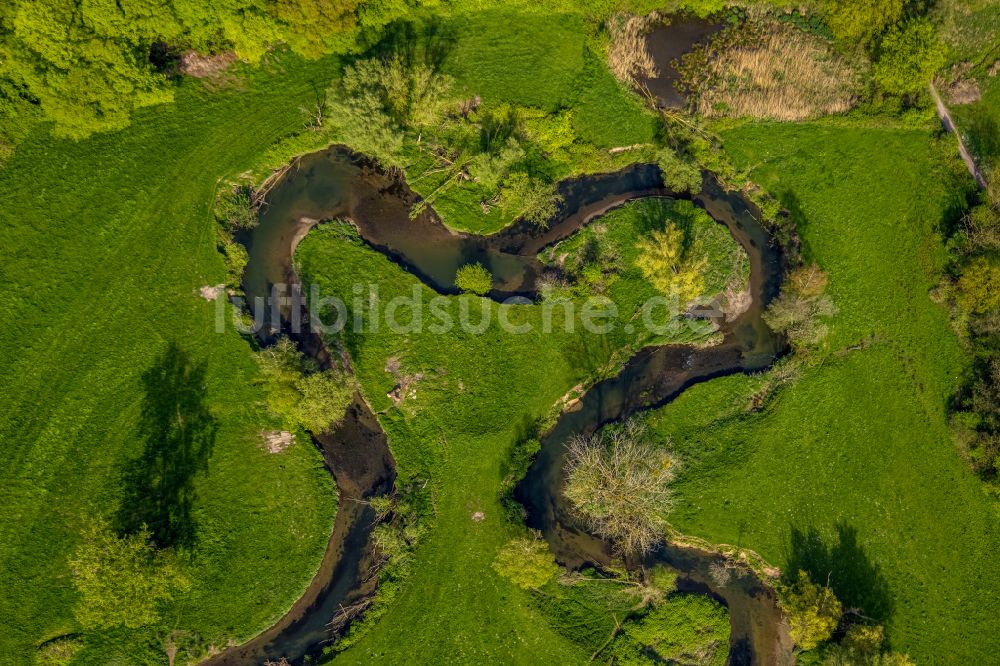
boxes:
[0,57,342,663]
[3,0,1000,663]
[638,122,1000,663]
[0,7,736,661]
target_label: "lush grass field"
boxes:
[5,2,998,664]
[0,57,342,663]
[637,123,1000,662]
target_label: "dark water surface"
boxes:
[639,17,724,108]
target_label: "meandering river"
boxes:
[207,141,792,664]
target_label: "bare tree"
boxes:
[563,418,676,555]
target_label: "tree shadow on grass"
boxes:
[785,522,893,624]
[116,342,217,549]
[367,16,457,72]
[774,188,814,262]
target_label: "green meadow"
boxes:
[3,1,1000,664]
[641,123,1000,663]
[0,57,342,663]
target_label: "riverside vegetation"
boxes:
[3,0,1000,664]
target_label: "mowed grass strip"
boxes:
[0,56,342,663]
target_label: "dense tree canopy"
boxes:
[823,0,904,42]
[326,55,454,167]
[0,0,424,148]
[779,570,842,651]
[635,222,707,305]
[873,19,946,96]
[256,336,355,434]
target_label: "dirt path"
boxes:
[930,83,987,189]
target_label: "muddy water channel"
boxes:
[213,146,790,664]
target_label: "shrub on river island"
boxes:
[69,521,188,630]
[635,223,707,306]
[255,337,354,434]
[493,531,560,590]
[564,418,676,555]
[454,262,493,295]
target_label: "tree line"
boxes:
[0,0,422,155]
[0,0,968,163]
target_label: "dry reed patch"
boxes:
[679,24,864,121]
[607,13,662,86]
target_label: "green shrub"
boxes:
[873,20,946,97]
[499,172,562,227]
[220,237,249,285]
[454,262,493,295]
[610,593,730,665]
[500,436,541,520]
[493,532,560,590]
[69,521,188,630]
[468,139,526,192]
[256,337,355,433]
[957,256,1000,314]
[824,0,905,42]
[215,185,258,232]
[657,148,702,194]
[763,264,837,352]
[823,624,915,666]
[327,57,454,167]
[647,565,678,595]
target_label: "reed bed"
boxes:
[679,24,864,121]
[607,12,662,86]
